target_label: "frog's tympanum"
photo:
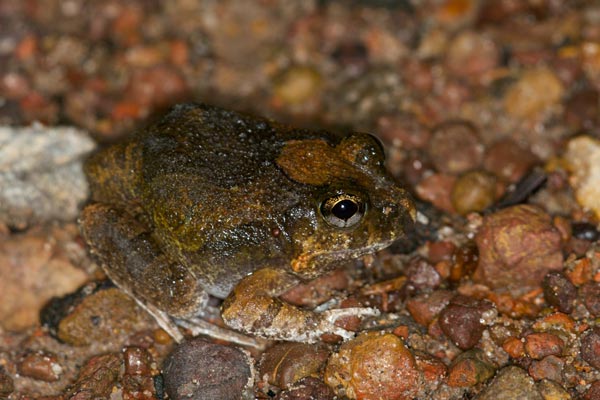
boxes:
[80,103,415,343]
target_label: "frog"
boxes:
[79,103,416,344]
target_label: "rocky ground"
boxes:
[1,0,600,399]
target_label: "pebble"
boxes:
[475,365,542,400]
[525,332,564,360]
[579,282,600,317]
[474,205,564,296]
[0,225,88,331]
[447,349,496,387]
[542,272,577,314]
[163,338,254,400]
[65,353,121,399]
[0,368,13,396]
[583,380,600,400]
[259,342,330,389]
[451,170,498,215]
[324,332,421,400]
[580,327,600,370]
[445,31,500,81]
[564,135,600,219]
[565,88,599,132]
[123,346,157,400]
[55,286,154,346]
[404,257,442,293]
[18,351,63,382]
[272,66,322,106]
[278,377,335,400]
[406,290,453,327]
[439,295,495,350]
[483,139,538,183]
[415,173,456,213]
[0,125,95,229]
[376,113,431,149]
[528,355,564,383]
[537,379,571,400]
[504,67,564,119]
[428,120,484,174]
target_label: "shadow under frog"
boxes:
[79,103,415,344]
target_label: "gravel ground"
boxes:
[1,0,600,399]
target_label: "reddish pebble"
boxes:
[483,139,538,183]
[18,351,63,382]
[415,173,456,213]
[447,349,496,387]
[528,355,564,382]
[474,205,564,296]
[580,282,600,317]
[542,272,577,314]
[376,113,431,149]
[406,290,453,327]
[524,332,564,360]
[260,342,330,389]
[428,120,484,174]
[325,332,422,400]
[581,327,600,370]
[439,295,495,350]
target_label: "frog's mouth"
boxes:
[290,239,395,278]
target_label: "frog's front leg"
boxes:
[79,204,209,323]
[221,267,380,343]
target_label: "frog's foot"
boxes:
[176,317,269,350]
[317,307,381,340]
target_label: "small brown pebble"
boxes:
[259,342,330,389]
[537,379,571,400]
[414,352,447,390]
[579,282,600,317]
[528,355,564,382]
[445,31,500,80]
[502,337,525,359]
[376,113,431,149]
[565,88,599,131]
[123,347,157,400]
[18,351,63,382]
[279,377,335,400]
[272,65,321,105]
[428,120,484,174]
[581,327,600,370]
[504,67,564,119]
[474,205,564,296]
[406,290,453,327]
[476,365,542,400]
[583,380,600,400]
[415,173,456,213]
[57,286,153,346]
[439,295,495,350]
[449,243,479,282]
[66,353,121,399]
[524,333,564,360]
[324,332,422,400]
[163,338,254,400]
[484,139,538,183]
[447,349,496,387]
[451,170,497,215]
[0,367,14,396]
[542,272,577,314]
[404,257,441,292]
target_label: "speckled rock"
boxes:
[439,295,496,350]
[325,332,422,400]
[542,272,577,314]
[474,205,564,296]
[163,338,254,400]
[475,366,542,400]
[0,125,95,228]
[564,135,600,219]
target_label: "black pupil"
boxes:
[332,199,358,220]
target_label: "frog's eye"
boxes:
[320,193,366,228]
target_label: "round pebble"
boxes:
[428,120,484,174]
[439,295,495,350]
[451,170,497,215]
[504,67,564,119]
[483,139,538,183]
[324,332,422,400]
[581,327,600,370]
[542,272,577,314]
[474,205,564,296]
[580,282,600,317]
[163,338,254,400]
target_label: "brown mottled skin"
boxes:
[80,103,415,342]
